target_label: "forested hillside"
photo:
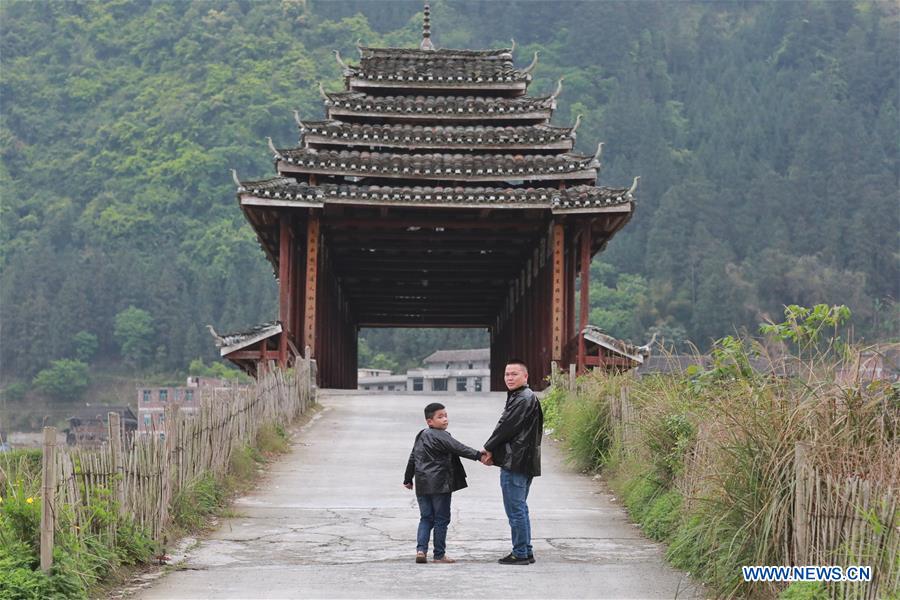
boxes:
[1,0,897,383]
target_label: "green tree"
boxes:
[113,306,155,368]
[31,359,89,402]
[72,331,98,363]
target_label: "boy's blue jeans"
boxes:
[500,468,533,558]
[416,493,451,558]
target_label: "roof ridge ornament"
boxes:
[318,82,328,100]
[293,110,305,129]
[420,2,434,51]
[510,39,516,56]
[267,137,283,159]
[334,49,349,71]
[550,77,564,100]
[628,176,640,196]
[231,169,242,189]
[593,142,604,162]
[356,39,364,57]
[571,114,583,136]
[522,51,539,75]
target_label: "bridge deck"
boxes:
[135,391,702,599]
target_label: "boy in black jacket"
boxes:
[403,402,487,564]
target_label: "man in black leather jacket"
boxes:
[483,359,543,565]
[403,402,485,564]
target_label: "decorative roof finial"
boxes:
[293,110,305,129]
[550,77,564,100]
[510,38,516,55]
[318,82,328,100]
[334,49,348,70]
[593,142,604,162]
[571,114,583,135]
[420,3,435,51]
[231,169,242,188]
[522,51,539,75]
[266,137,283,159]
[628,176,641,196]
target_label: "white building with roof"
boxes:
[406,348,490,393]
[357,348,491,393]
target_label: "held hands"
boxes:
[479,449,494,466]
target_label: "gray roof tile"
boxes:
[300,120,573,148]
[277,148,597,178]
[237,178,632,208]
[325,91,553,117]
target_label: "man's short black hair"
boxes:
[424,402,445,420]
[506,358,528,372]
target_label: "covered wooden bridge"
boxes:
[217,6,637,390]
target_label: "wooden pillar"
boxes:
[258,339,267,376]
[304,213,320,356]
[293,238,305,357]
[565,231,577,365]
[278,215,291,366]
[551,223,565,363]
[577,222,592,374]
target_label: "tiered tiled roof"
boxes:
[275,148,598,181]
[236,176,634,211]
[235,19,637,216]
[344,46,531,90]
[298,120,575,150]
[324,91,555,120]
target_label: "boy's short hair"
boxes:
[506,358,528,373]
[424,402,445,420]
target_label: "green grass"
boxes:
[0,417,298,597]
[0,455,156,599]
[546,335,899,598]
[172,474,227,532]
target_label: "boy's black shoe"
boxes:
[528,553,536,564]
[498,553,530,565]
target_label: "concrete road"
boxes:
[135,391,702,599]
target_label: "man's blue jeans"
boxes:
[416,493,451,558]
[500,468,533,558]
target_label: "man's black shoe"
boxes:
[528,553,536,564]
[498,553,530,565]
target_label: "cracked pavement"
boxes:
[134,391,703,599]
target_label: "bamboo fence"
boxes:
[565,377,899,599]
[793,442,899,599]
[40,357,315,564]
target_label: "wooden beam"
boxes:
[323,218,540,231]
[304,213,320,355]
[358,301,498,309]
[226,351,263,360]
[332,255,520,266]
[343,277,506,285]
[335,262,517,272]
[551,223,564,362]
[345,291,504,299]
[327,232,536,244]
[359,320,490,327]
